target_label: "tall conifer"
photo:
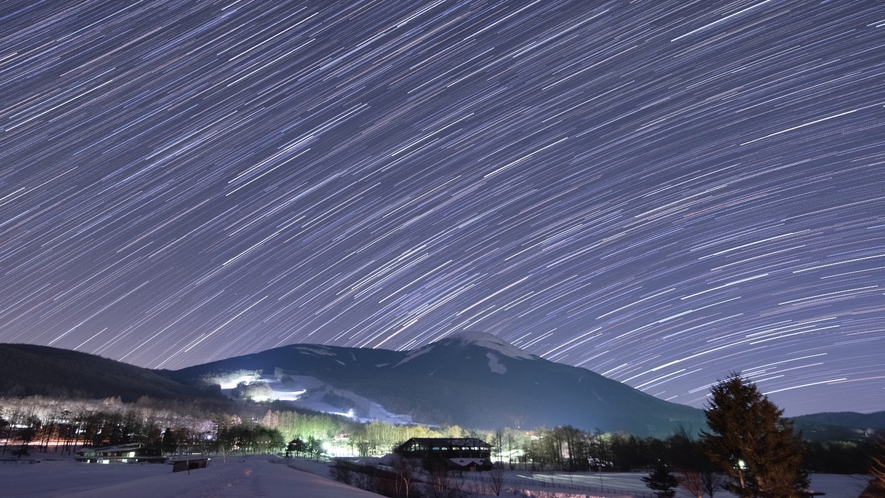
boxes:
[701,373,807,498]
[861,434,885,497]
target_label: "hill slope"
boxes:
[0,344,213,402]
[792,411,885,441]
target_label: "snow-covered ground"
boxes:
[0,453,870,497]
[0,455,381,497]
[459,470,870,498]
[288,456,870,498]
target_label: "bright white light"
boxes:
[219,374,259,389]
[270,389,305,401]
[330,408,355,419]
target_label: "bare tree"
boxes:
[488,463,506,496]
[2,405,21,455]
[391,454,418,498]
[700,471,725,498]
[448,470,467,498]
[678,469,704,498]
[14,414,40,458]
[426,460,451,498]
[329,458,354,485]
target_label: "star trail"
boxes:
[2,0,884,416]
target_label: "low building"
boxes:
[171,456,210,472]
[76,443,165,464]
[395,437,492,471]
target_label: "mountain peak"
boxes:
[440,331,536,360]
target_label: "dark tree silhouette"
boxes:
[861,434,885,497]
[643,462,679,498]
[161,427,178,455]
[700,471,726,498]
[701,373,807,498]
[0,415,8,449]
[288,437,306,457]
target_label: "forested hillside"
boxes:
[0,344,214,401]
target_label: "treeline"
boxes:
[0,396,295,457]
[521,425,878,475]
[0,395,877,474]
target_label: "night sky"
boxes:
[2,0,884,416]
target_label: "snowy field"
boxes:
[460,470,871,498]
[0,455,380,497]
[0,454,871,497]
[269,454,874,497]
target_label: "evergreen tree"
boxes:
[701,374,807,498]
[161,427,178,455]
[643,462,679,498]
[861,434,885,497]
[0,416,8,442]
[288,437,306,457]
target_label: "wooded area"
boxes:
[0,393,878,478]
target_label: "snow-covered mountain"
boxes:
[167,332,706,437]
[4,339,885,439]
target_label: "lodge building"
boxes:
[75,443,165,464]
[394,437,493,471]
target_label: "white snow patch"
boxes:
[259,377,306,401]
[449,331,535,360]
[293,387,413,425]
[269,374,413,424]
[395,344,434,366]
[294,345,336,356]
[487,352,507,374]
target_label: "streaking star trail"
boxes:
[1,0,884,415]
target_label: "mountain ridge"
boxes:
[165,335,706,436]
[2,337,883,440]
